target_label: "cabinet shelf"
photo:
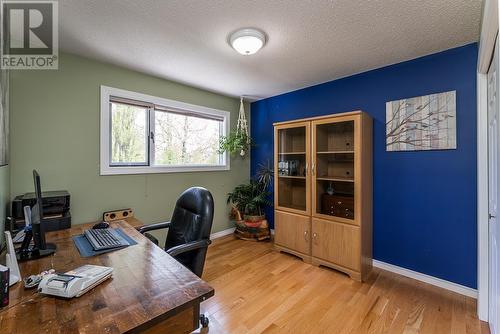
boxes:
[316,177,355,183]
[279,175,306,179]
[278,152,306,155]
[279,203,307,211]
[316,151,354,154]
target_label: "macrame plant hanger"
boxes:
[236,97,250,156]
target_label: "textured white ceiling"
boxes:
[59,0,482,100]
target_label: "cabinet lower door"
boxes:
[275,211,311,255]
[312,218,360,271]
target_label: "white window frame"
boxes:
[100,85,230,175]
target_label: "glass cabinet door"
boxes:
[275,123,310,214]
[313,119,356,221]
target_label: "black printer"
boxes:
[11,190,71,232]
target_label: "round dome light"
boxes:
[229,28,266,55]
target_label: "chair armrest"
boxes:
[138,221,171,234]
[166,239,211,257]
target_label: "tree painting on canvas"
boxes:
[386,91,456,152]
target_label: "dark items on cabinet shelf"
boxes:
[278,160,305,176]
[321,193,354,219]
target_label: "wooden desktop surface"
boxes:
[0,218,214,333]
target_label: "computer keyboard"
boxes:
[84,228,129,251]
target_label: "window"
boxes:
[110,100,149,166]
[100,86,230,175]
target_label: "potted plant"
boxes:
[228,163,273,239]
[227,180,270,225]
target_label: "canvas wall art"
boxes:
[386,91,456,152]
[0,69,9,166]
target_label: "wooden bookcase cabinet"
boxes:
[273,111,373,281]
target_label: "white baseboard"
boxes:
[210,227,235,240]
[373,260,477,299]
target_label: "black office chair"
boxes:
[139,187,214,328]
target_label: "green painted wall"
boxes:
[9,53,249,235]
[0,165,9,247]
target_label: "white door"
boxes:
[488,36,500,334]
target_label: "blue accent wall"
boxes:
[250,43,478,289]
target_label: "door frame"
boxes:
[478,0,499,322]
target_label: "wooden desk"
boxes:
[0,219,215,333]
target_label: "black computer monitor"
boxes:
[31,170,46,249]
[17,170,56,261]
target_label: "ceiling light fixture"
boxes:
[229,28,266,56]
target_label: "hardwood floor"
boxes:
[197,235,489,334]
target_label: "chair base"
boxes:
[200,314,209,328]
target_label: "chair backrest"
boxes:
[165,187,214,277]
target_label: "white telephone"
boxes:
[38,265,113,298]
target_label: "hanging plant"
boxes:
[218,131,251,156]
[218,97,252,157]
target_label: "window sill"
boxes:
[100,165,230,176]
